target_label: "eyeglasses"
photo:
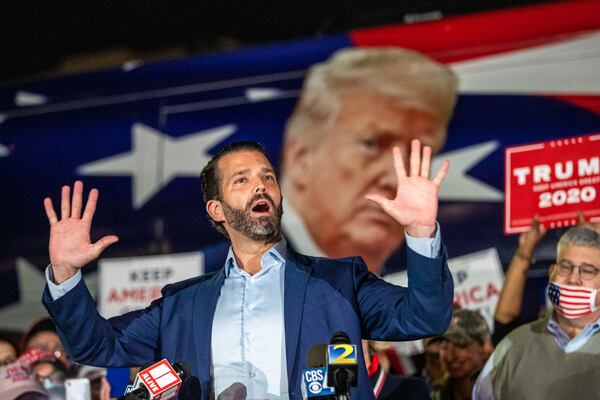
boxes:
[553,260,600,280]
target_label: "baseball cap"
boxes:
[440,309,490,346]
[0,362,47,400]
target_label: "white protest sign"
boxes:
[385,248,504,355]
[99,252,203,318]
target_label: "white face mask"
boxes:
[548,282,599,319]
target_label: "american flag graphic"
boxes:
[548,283,595,318]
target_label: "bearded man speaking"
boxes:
[41,140,453,400]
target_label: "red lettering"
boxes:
[106,287,163,303]
[107,289,119,303]
[470,286,484,303]
[142,373,159,393]
[453,294,461,307]
[487,283,499,298]
[453,283,500,307]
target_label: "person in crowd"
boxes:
[473,226,600,400]
[363,340,431,400]
[421,337,446,391]
[431,309,492,400]
[492,213,600,345]
[492,216,546,344]
[18,348,67,400]
[0,361,48,400]
[21,318,69,368]
[0,334,18,367]
[42,140,453,399]
[278,46,458,274]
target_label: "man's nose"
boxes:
[253,180,266,193]
[566,266,583,285]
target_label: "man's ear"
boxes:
[206,199,225,223]
[548,263,557,280]
[482,339,494,357]
[282,138,311,189]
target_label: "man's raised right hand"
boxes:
[44,181,118,284]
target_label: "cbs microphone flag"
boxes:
[504,133,600,234]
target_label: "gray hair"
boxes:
[557,226,600,255]
[284,47,458,147]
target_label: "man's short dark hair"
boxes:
[200,141,270,237]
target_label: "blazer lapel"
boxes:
[192,269,225,386]
[284,254,312,391]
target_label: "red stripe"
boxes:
[559,303,591,310]
[561,288,594,294]
[558,305,590,312]
[549,96,600,116]
[558,307,591,316]
[350,0,600,63]
[560,291,590,299]
[560,299,591,306]
[368,354,380,378]
[373,370,387,398]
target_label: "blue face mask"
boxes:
[42,377,66,400]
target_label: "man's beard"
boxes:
[221,193,283,242]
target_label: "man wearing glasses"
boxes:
[473,226,600,400]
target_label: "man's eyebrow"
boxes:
[229,168,250,180]
[261,167,275,174]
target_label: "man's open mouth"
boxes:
[251,200,271,213]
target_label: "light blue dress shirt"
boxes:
[211,240,288,399]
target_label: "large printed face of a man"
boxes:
[214,151,283,241]
[289,90,446,270]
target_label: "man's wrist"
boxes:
[514,250,535,264]
[51,264,79,285]
[405,225,436,238]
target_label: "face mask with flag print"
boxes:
[548,282,599,319]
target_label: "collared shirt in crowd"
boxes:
[472,312,600,400]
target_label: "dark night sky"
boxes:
[1,0,558,83]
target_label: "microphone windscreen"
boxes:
[307,344,327,368]
[138,360,155,370]
[330,331,350,345]
[173,362,191,380]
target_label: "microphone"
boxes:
[302,344,335,399]
[326,332,358,400]
[118,360,189,400]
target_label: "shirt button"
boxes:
[249,370,256,378]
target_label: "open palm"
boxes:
[366,140,449,238]
[44,181,118,283]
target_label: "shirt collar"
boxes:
[547,311,600,344]
[224,238,288,277]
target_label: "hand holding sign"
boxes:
[43,181,118,284]
[517,216,547,259]
[505,134,600,234]
[578,212,600,234]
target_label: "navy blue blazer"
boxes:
[43,246,453,400]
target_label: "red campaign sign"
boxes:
[504,133,600,235]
